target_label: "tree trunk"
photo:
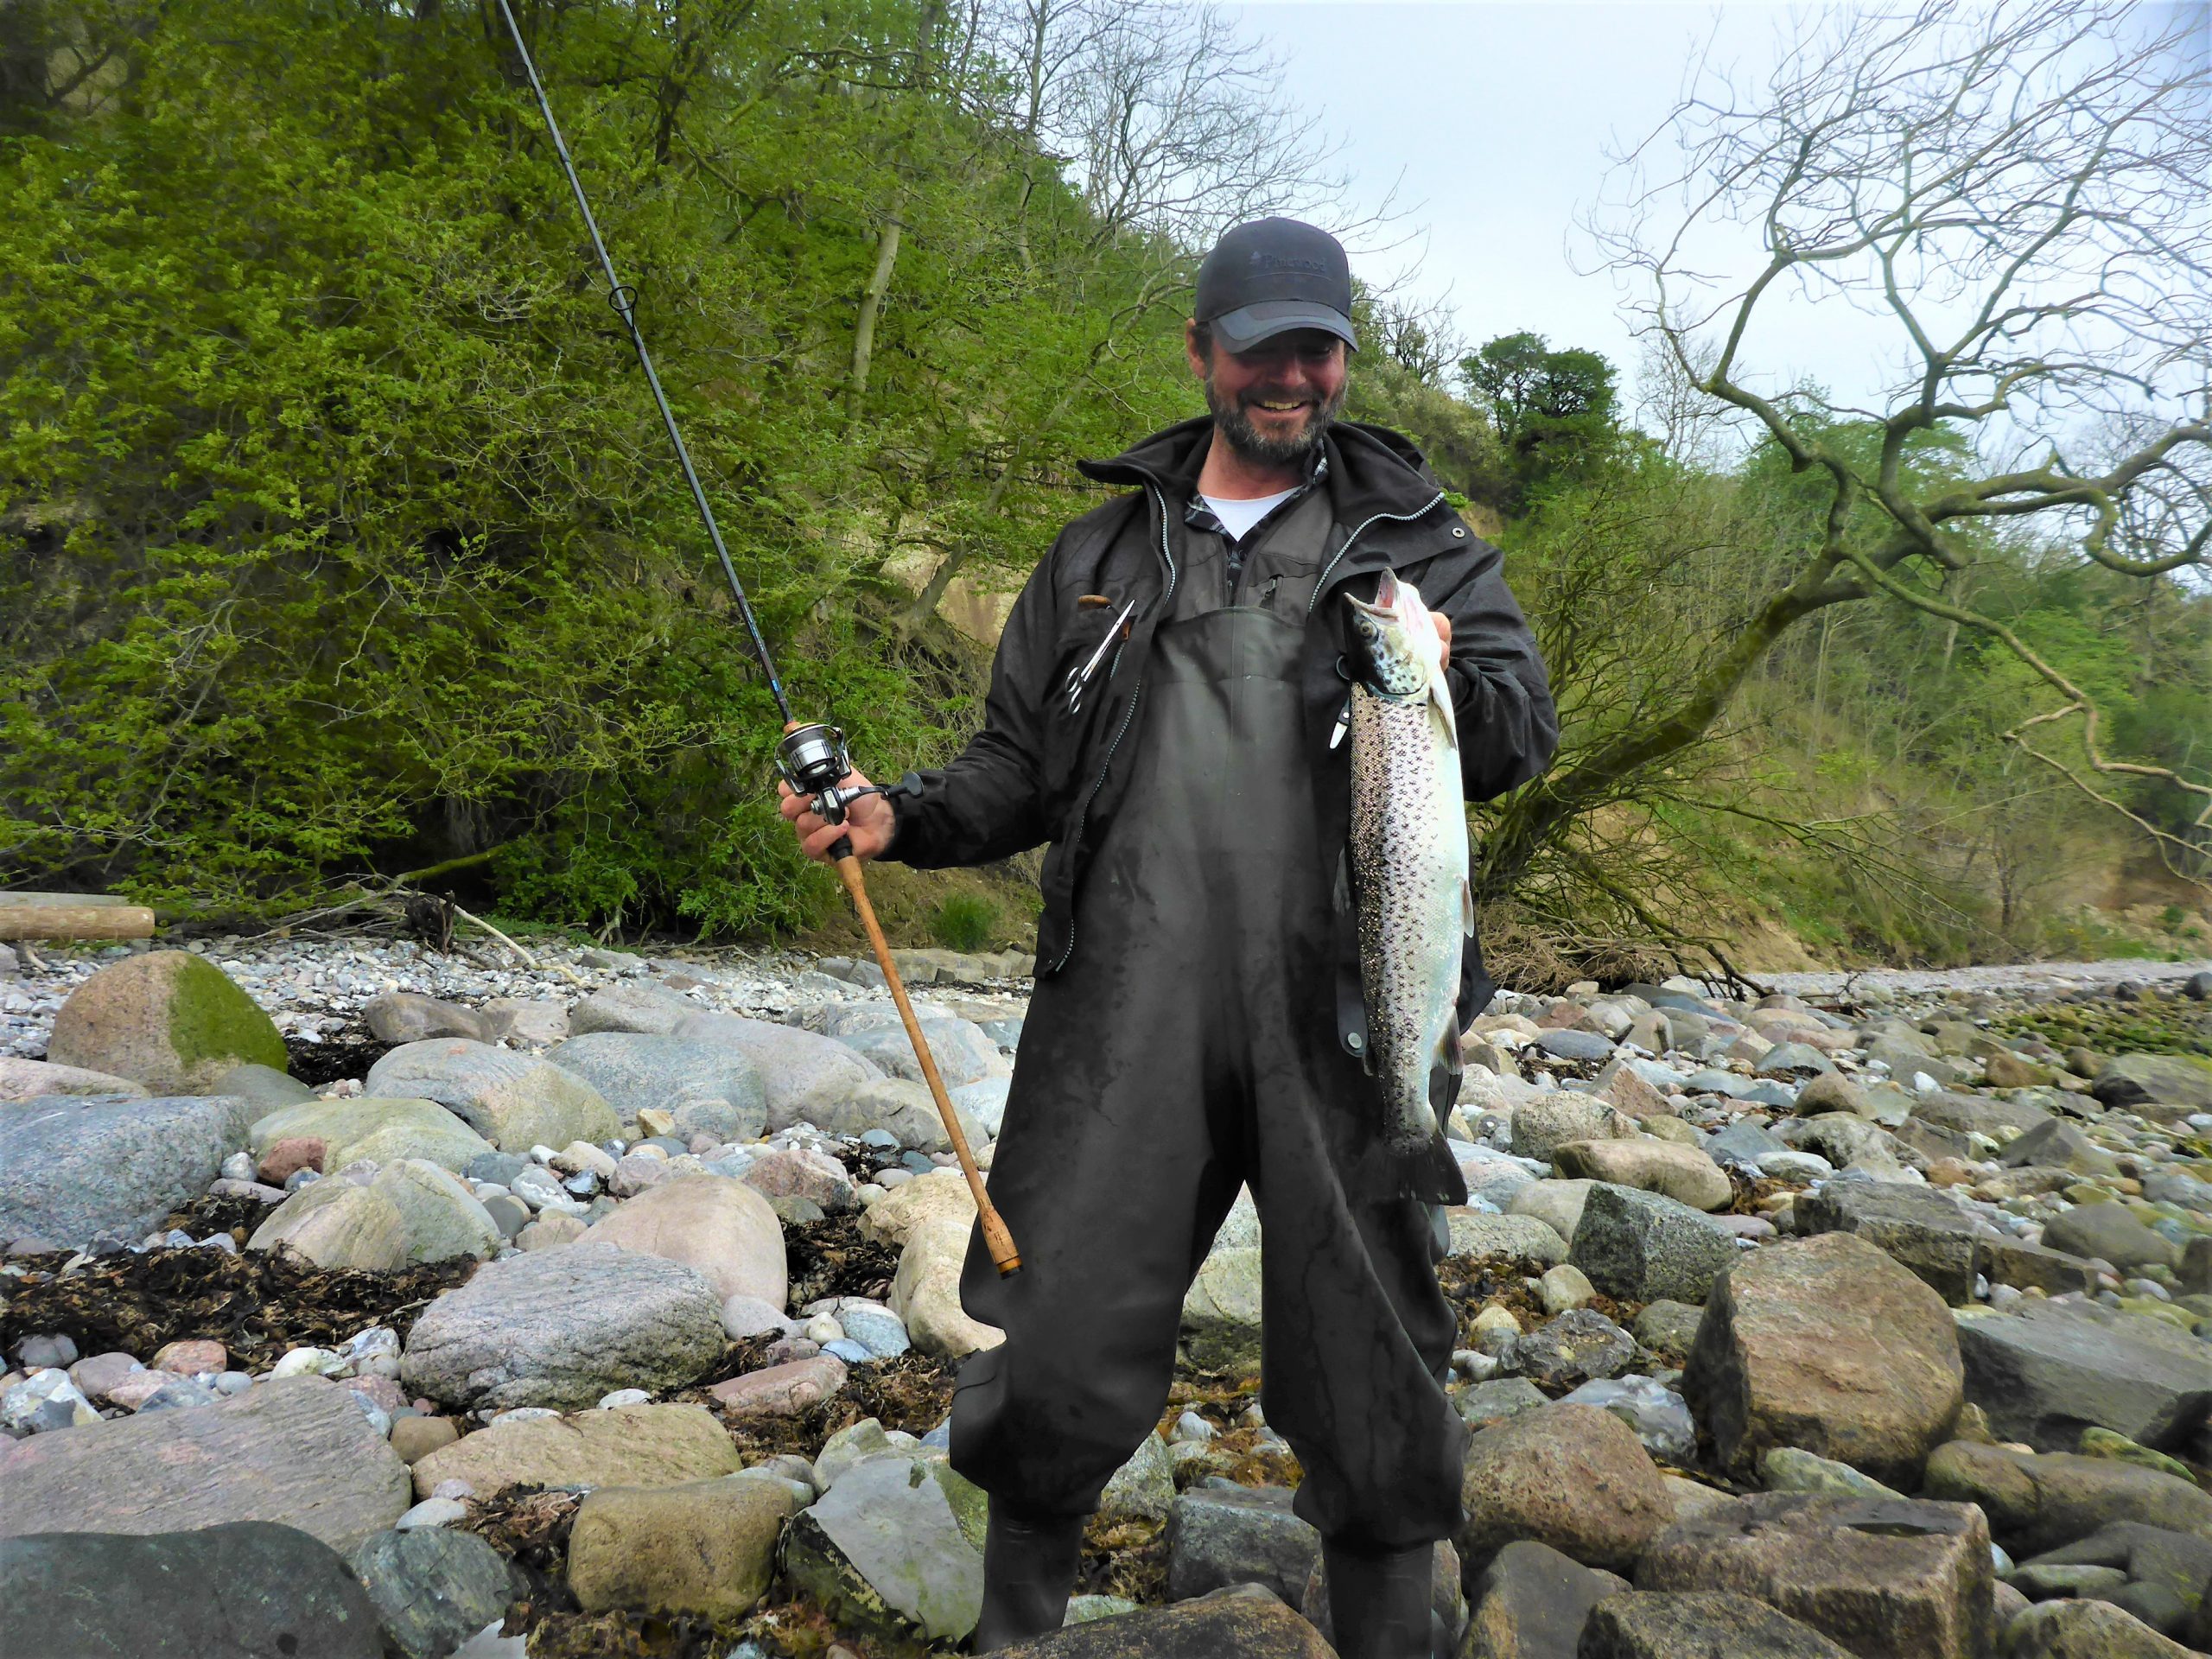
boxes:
[846,213,904,417]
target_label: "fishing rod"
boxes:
[490,0,1020,1274]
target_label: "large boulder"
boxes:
[364,992,488,1045]
[1684,1232,1961,1487]
[860,1166,978,1249]
[45,950,288,1093]
[1510,1179,1597,1243]
[1460,1539,1627,1659]
[246,1179,411,1271]
[582,1173,785,1306]
[399,1242,725,1411]
[2091,1054,2212,1113]
[1579,1590,1855,1658]
[1952,1301,2212,1455]
[347,1526,515,1659]
[1568,1183,1737,1305]
[569,982,702,1036]
[1446,1209,1570,1267]
[1162,1484,1319,1606]
[245,1095,494,1173]
[370,1159,502,1262]
[673,1011,882,1130]
[568,1472,803,1620]
[1921,1441,2212,1557]
[1456,1402,1671,1576]
[819,1002,1010,1090]
[541,1032,769,1141]
[782,1452,987,1644]
[797,1077,988,1152]
[1634,1494,1994,1659]
[892,1214,1004,1360]
[1180,1243,1264,1374]
[0,1376,410,1552]
[1789,1182,1983,1306]
[2041,1204,2181,1274]
[364,1040,619,1152]
[1551,1141,1731,1212]
[0,1093,255,1248]
[409,1402,744,1499]
[0,1522,391,1659]
[2000,1599,2202,1658]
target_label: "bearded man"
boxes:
[781,217,1557,1657]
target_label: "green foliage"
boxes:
[0,0,1207,934]
[1460,331,1621,505]
[929,893,997,951]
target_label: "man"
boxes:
[781,218,1556,1657]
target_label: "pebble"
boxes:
[396,1497,472,1529]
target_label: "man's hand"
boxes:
[778,770,896,864]
[1434,612,1452,652]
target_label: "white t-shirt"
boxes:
[1201,486,1299,543]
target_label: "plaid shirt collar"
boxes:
[1181,447,1331,545]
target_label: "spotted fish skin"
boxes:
[1345,572,1471,1187]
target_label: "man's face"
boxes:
[1187,325,1350,467]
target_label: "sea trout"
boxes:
[1344,569,1471,1199]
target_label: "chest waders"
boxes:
[950,486,1470,1622]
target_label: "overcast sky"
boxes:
[1222,1,2208,437]
[1221,1,1907,421]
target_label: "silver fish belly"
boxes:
[1348,680,1471,1154]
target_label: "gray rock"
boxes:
[781,1452,986,1644]
[2000,1599,2201,1657]
[0,1376,410,1552]
[952,1077,1011,1140]
[820,1003,1009,1090]
[1707,1122,1789,1165]
[1455,1376,1552,1432]
[1630,1300,1704,1360]
[568,982,702,1036]
[1951,1301,2212,1454]
[246,1179,410,1271]
[1635,1494,1995,1659]
[2043,1204,2180,1274]
[348,1526,515,1659]
[1445,1210,1570,1266]
[208,1063,317,1113]
[370,1159,502,1262]
[1756,1043,1835,1078]
[365,992,490,1045]
[1559,1376,1697,1465]
[1510,1094,1632,1161]
[1791,1181,1983,1305]
[2092,1055,2212,1113]
[399,1242,725,1412]
[365,1040,620,1153]
[1580,1590,1854,1658]
[1758,1447,1903,1503]
[1506,1308,1636,1393]
[1460,1539,1626,1659]
[1534,1029,1617,1064]
[0,1522,391,1659]
[1923,1440,2212,1557]
[1570,1184,1737,1306]
[1783,1113,1909,1178]
[1164,1484,1319,1607]
[1098,1432,1177,1526]
[1180,1243,1263,1373]
[672,1011,882,1130]
[541,1032,768,1140]
[0,1094,255,1249]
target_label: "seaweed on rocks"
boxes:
[285,1031,399,1088]
[0,1245,476,1366]
[673,1344,959,1460]
[784,1211,901,1310]
[163,1188,278,1243]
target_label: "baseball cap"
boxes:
[1194,218,1358,353]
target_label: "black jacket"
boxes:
[888,416,1558,1046]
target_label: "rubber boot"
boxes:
[970,1497,1088,1653]
[1320,1538,1435,1659]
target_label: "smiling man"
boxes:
[780,217,1557,1657]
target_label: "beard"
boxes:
[1203,368,1346,467]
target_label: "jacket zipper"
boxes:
[1306,493,1448,617]
[1047,483,1179,974]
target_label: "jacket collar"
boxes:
[1078,416,1450,527]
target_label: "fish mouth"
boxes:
[1345,569,1402,618]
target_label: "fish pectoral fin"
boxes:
[1427,674,1459,748]
[1461,874,1476,938]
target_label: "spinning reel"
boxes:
[775,722,921,845]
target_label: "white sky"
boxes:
[1224,0,2209,436]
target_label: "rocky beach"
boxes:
[2,933,2209,1659]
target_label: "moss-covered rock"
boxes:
[47,950,288,1094]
